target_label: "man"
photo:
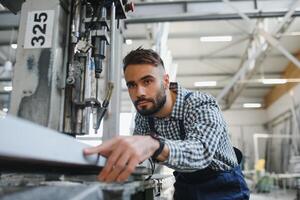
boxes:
[84,47,250,199]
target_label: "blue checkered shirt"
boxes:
[133,83,238,172]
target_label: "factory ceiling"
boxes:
[0,0,300,112]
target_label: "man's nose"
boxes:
[136,85,146,96]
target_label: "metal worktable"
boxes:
[0,114,158,199]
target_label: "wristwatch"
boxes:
[149,132,165,162]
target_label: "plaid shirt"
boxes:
[133,83,238,172]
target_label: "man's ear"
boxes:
[163,74,170,89]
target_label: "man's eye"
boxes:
[144,80,151,85]
[127,84,136,89]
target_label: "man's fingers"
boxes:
[99,145,125,181]
[83,137,121,156]
[116,157,139,182]
[104,151,131,182]
[85,136,145,183]
[83,146,103,155]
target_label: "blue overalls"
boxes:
[148,93,250,200]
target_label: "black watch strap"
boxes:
[149,133,165,162]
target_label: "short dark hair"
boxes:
[123,47,165,72]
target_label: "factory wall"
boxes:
[266,84,300,120]
[265,83,300,173]
[223,84,300,173]
[223,109,268,170]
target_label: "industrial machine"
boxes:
[9,0,133,136]
[0,0,165,199]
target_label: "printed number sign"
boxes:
[24,10,55,49]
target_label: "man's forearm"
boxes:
[147,135,169,162]
[156,144,169,162]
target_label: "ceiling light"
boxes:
[2,108,8,112]
[4,86,13,91]
[289,32,300,36]
[4,61,12,71]
[243,103,262,108]
[200,36,232,42]
[125,39,132,45]
[11,44,17,49]
[194,81,217,87]
[261,78,287,85]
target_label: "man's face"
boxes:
[124,64,168,116]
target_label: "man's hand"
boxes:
[83,135,159,182]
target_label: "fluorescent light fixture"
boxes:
[125,39,132,45]
[262,78,287,85]
[2,108,8,112]
[200,36,232,42]
[194,81,217,87]
[243,103,262,108]
[290,32,300,36]
[11,43,17,49]
[4,86,12,91]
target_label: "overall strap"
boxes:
[233,147,243,165]
[178,92,193,140]
[148,92,193,140]
[148,117,156,133]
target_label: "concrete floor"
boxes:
[250,190,297,200]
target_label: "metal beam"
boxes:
[169,36,250,64]
[188,86,272,90]
[0,49,7,61]
[0,29,18,48]
[217,0,300,109]
[1,1,300,28]
[0,11,19,30]
[0,78,11,82]
[126,11,300,24]
[176,71,281,77]
[260,29,300,69]
[125,32,250,40]
[0,41,17,46]
[222,0,253,30]
[121,85,272,92]
[0,32,18,46]
[125,0,300,24]
[0,0,24,14]
[201,36,250,59]
[0,91,10,95]
[103,4,122,141]
[173,54,287,60]
[176,71,282,79]
[216,38,269,108]
[118,71,281,79]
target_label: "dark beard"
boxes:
[134,86,167,116]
